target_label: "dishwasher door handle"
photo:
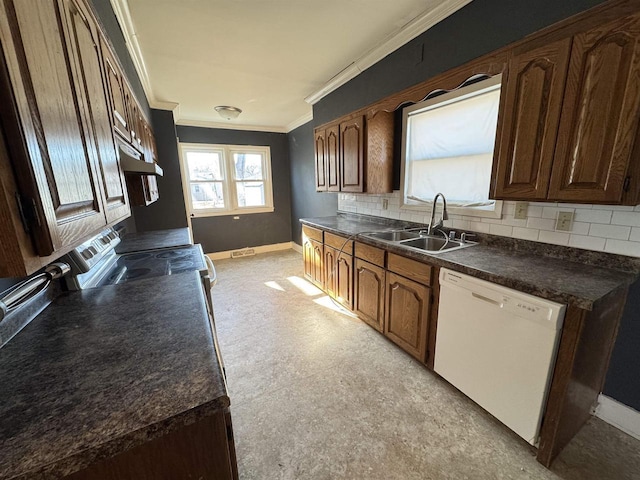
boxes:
[471,292,502,307]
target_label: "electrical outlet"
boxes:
[382,199,389,210]
[556,211,574,231]
[514,202,528,220]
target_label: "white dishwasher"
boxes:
[434,268,565,445]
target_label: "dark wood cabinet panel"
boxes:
[384,272,431,361]
[62,0,130,224]
[326,125,340,192]
[314,129,327,191]
[324,246,353,309]
[0,0,108,256]
[364,110,394,194]
[354,258,385,332]
[549,13,640,203]
[340,115,364,193]
[101,39,131,143]
[493,39,571,200]
[303,237,323,289]
[324,245,337,298]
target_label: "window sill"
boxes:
[190,206,275,218]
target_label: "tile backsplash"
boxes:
[338,192,640,258]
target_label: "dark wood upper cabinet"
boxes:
[62,0,130,224]
[549,13,640,203]
[314,129,327,191]
[326,125,340,192]
[493,39,571,200]
[314,112,393,194]
[101,39,131,143]
[340,115,364,193]
[0,0,108,256]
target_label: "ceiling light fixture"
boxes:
[214,105,242,120]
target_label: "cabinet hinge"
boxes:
[623,176,631,192]
[15,193,41,233]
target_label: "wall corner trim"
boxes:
[304,0,474,105]
[595,394,640,441]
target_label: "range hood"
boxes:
[119,145,163,176]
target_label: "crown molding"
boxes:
[110,0,156,104]
[285,111,314,132]
[175,118,289,134]
[304,0,474,105]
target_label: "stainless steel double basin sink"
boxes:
[361,229,477,254]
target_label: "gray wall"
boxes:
[132,109,188,232]
[303,0,639,410]
[288,122,338,245]
[177,126,292,253]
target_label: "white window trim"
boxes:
[178,142,275,218]
[399,74,503,219]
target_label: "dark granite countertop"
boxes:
[301,215,638,310]
[115,227,192,254]
[0,271,227,480]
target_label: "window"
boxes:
[401,75,503,217]
[179,143,274,217]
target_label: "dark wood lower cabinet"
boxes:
[65,409,238,480]
[303,237,323,289]
[384,272,431,361]
[354,258,385,332]
[325,246,353,309]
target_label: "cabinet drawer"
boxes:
[387,253,432,286]
[325,232,353,254]
[355,242,385,267]
[302,225,323,243]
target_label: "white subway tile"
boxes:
[558,203,593,209]
[501,217,528,227]
[526,206,544,218]
[574,209,612,224]
[452,219,470,230]
[467,221,491,233]
[512,227,539,241]
[503,202,516,215]
[611,211,640,227]
[538,230,570,246]
[489,224,513,236]
[588,223,631,240]
[569,235,606,251]
[399,212,412,221]
[635,205,640,212]
[481,217,504,224]
[631,227,640,242]
[592,205,635,211]
[526,217,556,231]
[530,202,559,208]
[570,221,590,236]
[604,239,640,257]
[542,207,560,219]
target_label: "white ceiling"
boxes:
[115,0,472,132]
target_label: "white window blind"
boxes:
[403,77,501,208]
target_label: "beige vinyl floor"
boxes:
[212,250,640,480]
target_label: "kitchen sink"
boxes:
[361,229,477,254]
[364,230,421,242]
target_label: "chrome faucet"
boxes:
[427,193,449,235]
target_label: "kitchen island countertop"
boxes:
[301,215,638,310]
[0,271,226,480]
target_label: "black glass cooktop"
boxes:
[98,245,207,286]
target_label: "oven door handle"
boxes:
[205,255,217,287]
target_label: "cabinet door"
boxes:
[336,252,353,310]
[326,124,340,192]
[340,115,364,192]
[385,272,431,361]
[324,245,337,297]
[303,237,314,282]
[354,258,385,332]
[549,14,640,203]
[62,0,130,224]
[0,0,107,255]
[493,39,571,200]
[314,128,327,191]
[310,239,323,289]
[101,39,131,142]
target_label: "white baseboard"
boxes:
[206,242,296,260]
[291,242,302,253]
[594,394,640,441]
